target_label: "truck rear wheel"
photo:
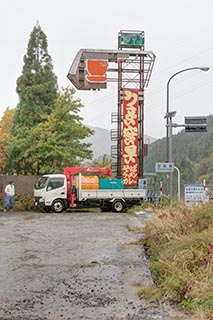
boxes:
[51,199,64,213]
[111,200,124,213]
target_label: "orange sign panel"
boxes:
[122,89,139,186]
[86,59,108,83]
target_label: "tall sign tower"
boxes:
[67,30,155,186]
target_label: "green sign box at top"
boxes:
[119,33,145,47]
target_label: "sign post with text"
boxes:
[122,89,139,186]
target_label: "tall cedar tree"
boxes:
[5,24,93,174]
[5,24,58,174]
[13,23,58,132]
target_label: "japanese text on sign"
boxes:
[122,89,139,186]
[155,162,174,173]
[184,184,205,208]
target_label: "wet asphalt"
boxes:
[0,211,191,320]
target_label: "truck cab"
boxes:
[34,174,68,212]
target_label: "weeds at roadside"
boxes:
[126,195,184,215]
[139,202,213,318]
[129,239,144,245]
[125,224,143,233]
[138,286,162,304]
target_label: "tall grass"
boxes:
[141,202,213,318]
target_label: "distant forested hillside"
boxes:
[144,115,213,196]
[84,126,156,159]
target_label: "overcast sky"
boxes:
[1,0,213,139]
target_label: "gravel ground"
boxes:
[0,211,191,320]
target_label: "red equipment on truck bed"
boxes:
[63,167,112,208]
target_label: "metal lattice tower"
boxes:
[110,30,155,179]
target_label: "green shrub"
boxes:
[0,194,35,212]
[15,194,35,211]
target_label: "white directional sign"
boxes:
[184,184,205,208]
[155,162,174,173]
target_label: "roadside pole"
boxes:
[160,181,163,196]
[174,166,180,201]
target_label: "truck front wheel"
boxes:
[111,200,124,213]
[51,199,64,213]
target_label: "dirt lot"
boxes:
[0,211,191,320]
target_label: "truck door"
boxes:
[45,177,66,205]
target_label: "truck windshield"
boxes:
[34,176,49,190]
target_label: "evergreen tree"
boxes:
[4,23,94,175]
[5,23,58,174]
[13,22,58,132]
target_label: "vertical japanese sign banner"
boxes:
[122,89,139,186]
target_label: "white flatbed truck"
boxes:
[34,168,146,213]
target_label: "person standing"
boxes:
[4,181,15,212]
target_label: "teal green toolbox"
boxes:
[99,178,123,189]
